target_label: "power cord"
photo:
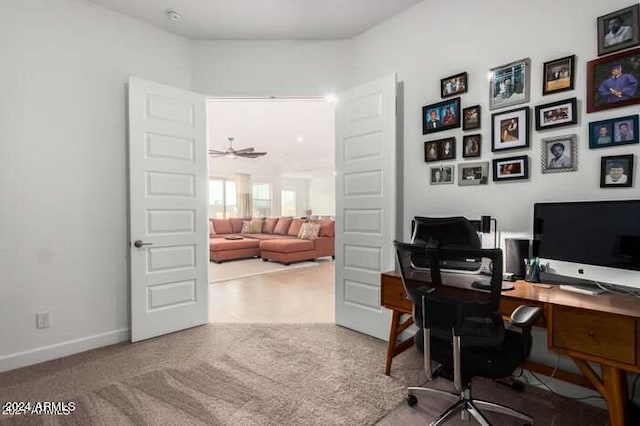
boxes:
[594,281,640,298]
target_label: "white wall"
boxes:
[309,171,336,216]
[0,0,191,371]
[350,0,639,406]
[279,177,310,216]
[191,40,354,96]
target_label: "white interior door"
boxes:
[335,74,397,340]
[128,77,208,342]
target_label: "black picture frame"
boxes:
[597,4,640,57]
[534,97,578,131]
[587,47,640,113]
[462,134,481,158]
[492,155,529,182]
[441,72,468,98]
[542,55,575,95]
[422,97,461,135]
[600,154,634,188]
[589,115,639,149]
[424,137,456,162]
[463,105,481,130]
[491,106,530,152]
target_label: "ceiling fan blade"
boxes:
[208,149,227,154]
[239,152,267,158]
[233,147,255,154]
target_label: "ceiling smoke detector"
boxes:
[166,9,183,21]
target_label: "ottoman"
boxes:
[259,239,316,265]
[209,238,261,263]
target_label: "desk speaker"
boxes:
[505,239,530,279]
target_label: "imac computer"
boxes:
[533,200,640,290]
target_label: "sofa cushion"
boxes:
[317,220,335,237]
[298,223,321,240]
[288,219,304,236]
[210,238,260,252]
[230,218,245,233]
[243,234,296,240]
[241,220,251,233]
[260,239,314,253]
[262,218,278,234]
[248,219,264,233]
[209,220,214,236]
[211,219,232,235]
[273,218,292,235]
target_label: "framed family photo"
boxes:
[597,4,640,56]
[541,134,578,174]
[534,97,578,131]
[492,155,529,182]
[462,134,481,158]
[441,72,468,98]
[600,154,634,188]
[588,115,639,149]
[489,58,530,110]
[587,47,640,113]
[491,106,530,152]
[463,105,481,130]
[422,97,461,134]
[424,137,456,162]
[430,165,455,185]
[542,55,575,95]
[458,162,489,186]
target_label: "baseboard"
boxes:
[0,328,130,373]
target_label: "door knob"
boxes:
[133,240,152,248]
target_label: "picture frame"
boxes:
[458,162,489,186]
[422,97,461,135]
[489,58,530,110]
[462,134,482,158]
[542,55,575,95]
[424,137,456,162]
[541,134,578,174]
[534,97,578,131]
[597,4,640,57]
[587,47,640,113]
[463,105,481,130]
[491,106,530,152]
[429,165,455,185]
[441,72,468,98]
[492,155,529,182]
[600,154,634,188]
[588,115,639,149]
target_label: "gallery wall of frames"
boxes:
[423,4,640,190]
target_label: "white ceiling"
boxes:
[86,0,422,40]
[207,99,334,178]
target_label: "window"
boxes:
[281,190,296,217]
[208,178,236,218]
[252,183,272,217]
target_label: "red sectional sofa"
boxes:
[209,217,335,265]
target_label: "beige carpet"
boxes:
[209,258,320,283]
[0,324,404,425]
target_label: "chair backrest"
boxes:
[394,241,503,333]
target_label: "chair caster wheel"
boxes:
[407,394,418,407]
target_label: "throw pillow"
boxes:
[248,219,264,234]
[241,220,251,233]
[262,218,278,234]
[273,218,293,235]
[298,223,321,240]
[288,219,304,236]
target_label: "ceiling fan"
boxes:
[208,137,267,159]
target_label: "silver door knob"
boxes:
[133,240,152,248]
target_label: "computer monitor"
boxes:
[533,200,640,290]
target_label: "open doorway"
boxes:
[206,98,336,323]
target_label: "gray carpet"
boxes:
[0,324,405,425]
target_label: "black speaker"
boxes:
[505,238,530,279]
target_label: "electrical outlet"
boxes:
[36,312,50,329]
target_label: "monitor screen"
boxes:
[534,200,640,272]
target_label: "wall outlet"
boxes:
[36,312,50,329]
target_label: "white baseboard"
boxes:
[0,328,130,373]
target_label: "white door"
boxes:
[128,77,208,342]
[335,74,397,340]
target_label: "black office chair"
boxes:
[394,240,542,425]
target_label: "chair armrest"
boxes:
[509,305,542,327]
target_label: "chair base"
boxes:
[407,385,533,426]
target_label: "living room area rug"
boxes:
[209,257,321,283]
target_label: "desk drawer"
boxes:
[381,275,412,313]
[552,306,635,364]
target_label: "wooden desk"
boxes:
[381,270,640,426]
